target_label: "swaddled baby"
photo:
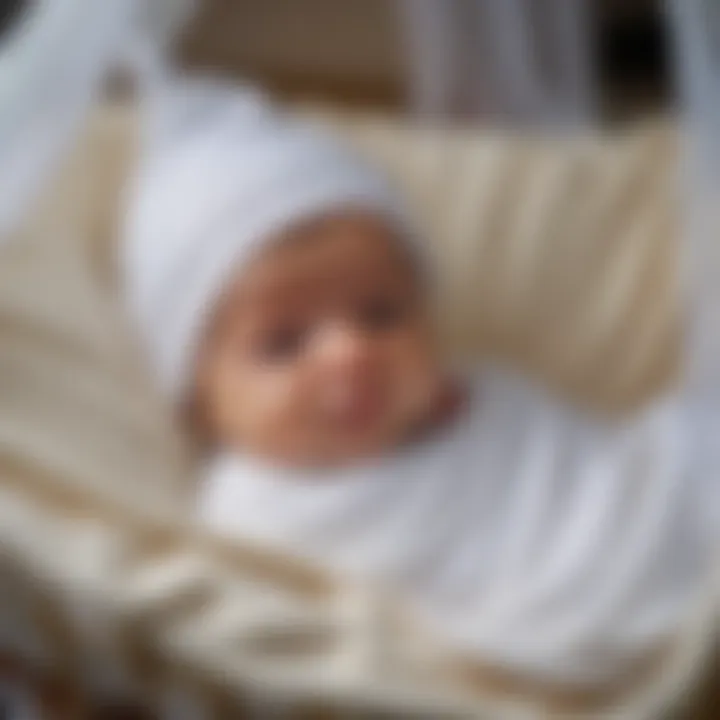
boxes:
[122,77,716,689]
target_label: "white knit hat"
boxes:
[121,76,412,400]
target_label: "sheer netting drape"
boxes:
[669,0,720,536]
[397,0,596,124]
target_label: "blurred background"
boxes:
[0,0,669,123]
[165,0,671,124]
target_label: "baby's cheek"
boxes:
[388,330,436,379]
[397,351,443,416]
[248,369,313,435]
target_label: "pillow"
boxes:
[312,111,680,414]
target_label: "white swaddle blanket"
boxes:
[201,365,716,686]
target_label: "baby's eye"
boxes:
[359,295,406,331]
[256,326,306,362]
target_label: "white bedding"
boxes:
[202,365,717,686]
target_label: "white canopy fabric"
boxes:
[397,0,596,124]
[0,0,195,238]
[668,0,720,533]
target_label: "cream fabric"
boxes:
[0,105,714,718]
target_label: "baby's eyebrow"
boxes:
[242,284,317,314]
[233,285,314,319]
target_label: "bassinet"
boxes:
[0,99,718,718]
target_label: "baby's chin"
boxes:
[319,426,411,466]
[234,408,412,469]
[256,425,402,470]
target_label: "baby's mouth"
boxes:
[325,388,386,435]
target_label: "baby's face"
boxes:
[194,211,444,467]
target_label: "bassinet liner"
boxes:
[0,103,717,719]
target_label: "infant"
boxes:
[122,77,716,688]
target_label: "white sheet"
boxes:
[201,366,717,686]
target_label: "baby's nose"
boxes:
[313,324,382,427]
[314,323,374,375]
